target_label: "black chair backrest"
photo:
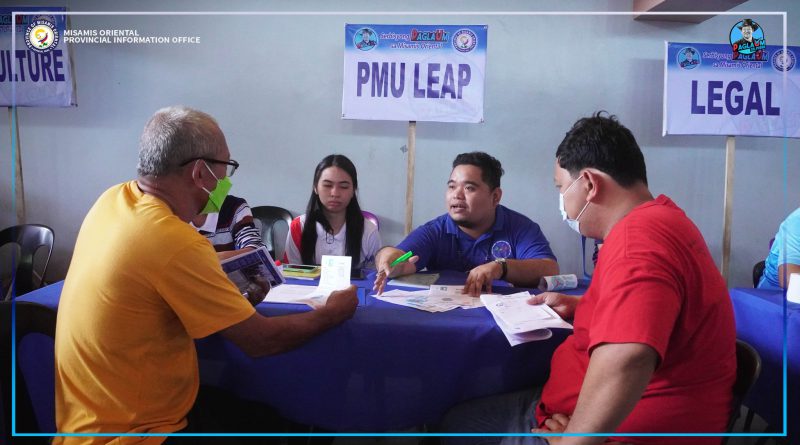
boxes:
[726,339,762,436]
[752,260,766,288]
[0,224,54,298]
[0,301,58,440]
[250,206,292,260]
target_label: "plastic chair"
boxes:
[362,210,380,230]
[752,261,766,288]
[251,206,292,261]
[0,224,54,299]
[0,301,58,441]
[723,339,762,444]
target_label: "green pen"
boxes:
[390,251,414,267]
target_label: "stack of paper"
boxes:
[374,285,485,312]
[264,284,331,308]
[264,255,351,308]
[388,273,440,289]
[481,292,573,346]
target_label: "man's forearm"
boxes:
[222,307,341,358]
[778,263,800,288]
[559,343,657,444]
[505,258,559,287]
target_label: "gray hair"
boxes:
[136,106,225,176]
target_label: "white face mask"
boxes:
[559,175,590,234]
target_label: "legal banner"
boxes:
[342,24,486,123]
[664,42,798,138]
[0,6,76,107]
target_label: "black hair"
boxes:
[555,111,647,187]
[452,151,504,190]
[301,154,364,267]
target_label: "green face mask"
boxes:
[199,161,232,214]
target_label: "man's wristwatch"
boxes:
[494,257,508,280]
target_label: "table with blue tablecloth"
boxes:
[17,272,578,432]
[729,287,800,443]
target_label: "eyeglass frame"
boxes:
[180,157,239,177]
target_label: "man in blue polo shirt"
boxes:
[373,151,558,297]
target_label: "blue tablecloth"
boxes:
[17,272,578,432]
[729,287,800,442]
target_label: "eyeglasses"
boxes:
[181,157,239,177]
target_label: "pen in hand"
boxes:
[390,250,414,267]
[374,250,415,295]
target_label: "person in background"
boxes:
[54,106,358,444]
[373,151,558,297]
[441,113,735,445]
[284,154,381,269]
[191,194,265,261]
[758,206,800,289]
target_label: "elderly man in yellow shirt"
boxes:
[53,106,358,444]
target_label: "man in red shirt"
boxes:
[442,112,736,445]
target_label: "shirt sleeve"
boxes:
[230,201,265,250]
[396,221,441,271]
[361,221,383,269]
[284,217,303,264]
[155,238,255,339]
[587,257,681,362]
[513,219,557,261]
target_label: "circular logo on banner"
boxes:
[491,240,512,260]
[729,18,765,58]
[25,18,59,53]
[354,27,378,51]
[452,29,477,53]
[676,47,701,70]
[772,49,796,72]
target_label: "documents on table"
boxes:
[388,273,440,289]
[374,284,485,312]
[265,255,352,308]
[428,284,484,308]
[374,288,571,344]
[481,292,573,346]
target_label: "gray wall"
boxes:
[1,0,798,288]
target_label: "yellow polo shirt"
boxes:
[54,181,255,444]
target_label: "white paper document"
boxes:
[374,285,485,312]
[788,273,800,304]
[428,285,485,309]
[265,255,352,308]
[316,255,352,293]
[264,284,330,308]
[374,289,460,312]
[481,292,573,346]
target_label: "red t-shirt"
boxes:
[535,195,736,445]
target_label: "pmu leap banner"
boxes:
[342,24,487,123]
[0,7,76,107]
[664,42,798,138]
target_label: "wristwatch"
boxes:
[494,257,508,280]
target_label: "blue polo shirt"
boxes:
[759,207,800,289]
[397,205,556,272]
